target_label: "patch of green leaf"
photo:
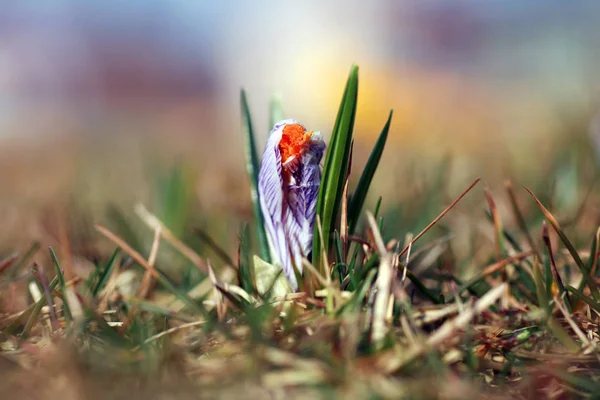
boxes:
[525,187,600,300]
[253,255,292,299]
[155,163,195,237]
[49,246,72,324]
[348,110,393,234]
[313,65,359,273]
[241,89,271,263]
[533,257,550,315]
[154,266,206,317]
[92,248,120,297]
[566,286,600,313]
[238,224,255,294]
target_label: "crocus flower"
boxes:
[258,119,326,290]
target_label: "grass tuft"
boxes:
[2,66,600,399]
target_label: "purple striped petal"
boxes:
[258,119,325,290]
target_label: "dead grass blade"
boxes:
[399,178,480,258]
[208,261,226,321]
[96,224,207,316]
[96,224,159,279]
[367,211,393,348]
[484,187,505,260]
[138,320,207,348]
[135,203,213,273]
[446,250,534,301]
[121,226,162,332]
[524,186,600,299]
[542,222,571,311]
[31,264,59,332]
[505,180,539,256]
[138,226,161,300]
[382,283,506,373]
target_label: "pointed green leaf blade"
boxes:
[313,65,359,273]
[524,186,599,299]
[253,255,293,298]
[348,110,393,234]
[238,224,255,294]
[241,89,271,262]
[49,247,72,324]
[92,248,120,297]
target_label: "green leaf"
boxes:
[578,228,600,299]
[92,248,120,297]
[269,93,285,128]
[333,231,345,284]
[348,110,393,234]
[546,316,580,352]
[49,247,72,324]
[405,268,442,304]
[155,164,194,237]
[337,269,376,315]
[533,257,550,316]
[154,266,207,317]
[238,224,255,294]
[374,196,383,219]
[313,65,359,273]
[253,255,293,299]
[567,286,600,314]
[124,298,197,322]
[241,89,271,262]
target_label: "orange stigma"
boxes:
[279,124,312,163]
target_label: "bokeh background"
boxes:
[0,0,599,248]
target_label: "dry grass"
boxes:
[0,112,599,399]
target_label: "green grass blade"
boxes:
[92,248,120,297]
[154,267,208,317]
[241,89,271,262]
[20,277,60,339]
[49,246,72,324]
[374,197,383,219]
[546,316,580,352]
[337,269,377,315]
[524,186,600,299]
[238,224,255,294]
[505,180,539,256]
[269,94,285,128]
[344,244,361,290]
[542,223,572,312]
[192,227,236,267]
[332,231,347,284]
[578,227,600,299]
[348,110,393,234]
[156,164,194,237]
[405,269,442,304]
[533,257,550,315]
[125,299,197,322]
[544,251,553,301]
[567,286,600,313]
[313,65,359,272]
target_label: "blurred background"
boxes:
[0,0,599,249]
